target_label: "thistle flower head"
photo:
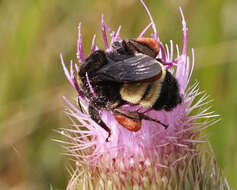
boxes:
[60,1,230,189]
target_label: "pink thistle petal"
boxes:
[101,14,109,49]
[105,23,115,37]
[110,25,122,47]
[60,53,72,86]
[70,60,74,78]
[179,7,188,57]
[159,43,167,63]
[114,25,122,41]
[176,43,180,58]
[169,40,174,61]
[140,0,159,42]
[174,8,192,95]
[165,44,170,61]
[86,72,96,97]
[77,23,86,64]
[91,34,96,53]
[63,96,86,118]
[187,48,195,85]
[139,22,152,37]
[60,54,82,96]
[74,63,79,73]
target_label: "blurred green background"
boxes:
[0,0,237,189]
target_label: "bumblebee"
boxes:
[78,37,182,141]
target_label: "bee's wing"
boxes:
[96,54,163,83]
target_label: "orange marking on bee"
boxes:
[136,37,160,56]
[114,114,141,132]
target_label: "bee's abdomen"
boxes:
[153,71,182,111]
[139,80,161,108]
[120,66,166,108]
[120,79,164,108]
[120,82,148,104]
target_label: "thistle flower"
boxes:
[60,1,230,189]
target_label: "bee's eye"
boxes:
[112,41,122,49]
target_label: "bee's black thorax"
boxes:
[80,74,123,108]
[92,80,123,107]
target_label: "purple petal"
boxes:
[139,22,152,37]
[86,72,96,97]
[60,53,82,95]
[101,14,109,49]
[159,43,167,62]
[105,23,115,36]
[75,63,79,73]
[91,34,96,53]
[187,48,195,85]
[77,23,86,64]
[110,25,122,46]
[60,53,74,87]
[71,77,83,97]
[63,96,84,117]
[170,40,174,60]
[140,0,159,42]
[70,60,74,78]
[179,7,188,57]
[114,25,122,41]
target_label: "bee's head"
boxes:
[79,50,107,77]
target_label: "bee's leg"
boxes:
[113,109,140,120]
[88,102,111,142]
[138,113,168,129]
[113,108,168,129]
